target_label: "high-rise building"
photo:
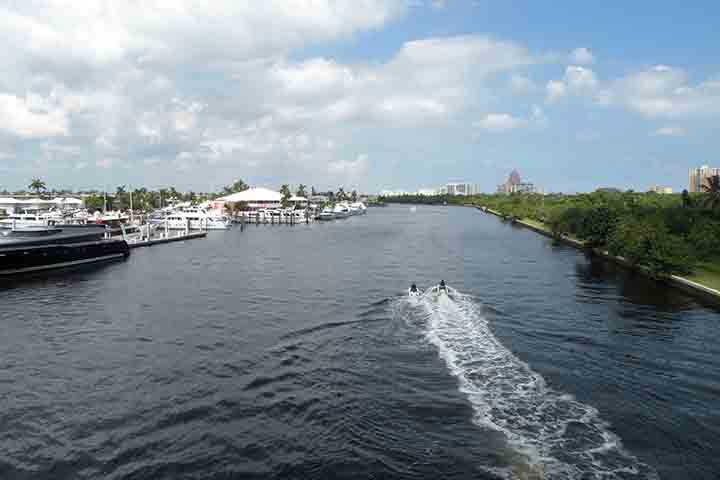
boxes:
[689,166,720,192]
[445,183,479,196]
[497,169,538,194]
[649,185,673,194]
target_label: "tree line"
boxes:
[14,178,362,213]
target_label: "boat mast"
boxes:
[129,187,134,224]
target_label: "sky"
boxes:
[0,0,718,194]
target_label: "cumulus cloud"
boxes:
[328,153,368,176]
[545,66,599,103]
[508,74,538,94]
[570,47,594,65]
[0,93,67,138]
[651,126,686,137]
[611,65,720,118]
[474,113,527,132]
[0,0,549,190]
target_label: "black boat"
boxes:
[0,224,129,276]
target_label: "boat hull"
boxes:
[0,239,129,276]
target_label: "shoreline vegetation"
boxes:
[383,191,720,301]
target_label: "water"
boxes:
[1,205,719,479]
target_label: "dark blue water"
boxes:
[1,205,719,479]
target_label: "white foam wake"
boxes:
[408,291,658,479]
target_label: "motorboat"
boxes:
[318,208,335,221]
[408,284,422,297]
[0,224,129,276]
[332,203,351,218]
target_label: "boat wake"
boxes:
[397,290,658,480]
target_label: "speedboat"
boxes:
[408,285,422,297]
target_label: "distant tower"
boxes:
[509,169,521,185]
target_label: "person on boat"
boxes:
[410,283,418,293]
[439,280,447,291]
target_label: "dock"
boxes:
[126,230,207,248]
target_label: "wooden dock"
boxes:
[127,231,207,249]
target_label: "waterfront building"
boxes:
[689,165,720,192]
[219,187,282,210]
[445,183,479,196]
[649,185,673,194]
[497,169,538,194]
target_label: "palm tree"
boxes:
[222,179,249,196]
[296,184,307,198]
[280,184,292,207]
[702,175,720,210]
[28,178,46,195]
[336,187,346,201]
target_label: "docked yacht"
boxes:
[0,225,129,276]
[318,207,335,221]
[0,209,66,229]
[332,203,351,218]
[152,206,231,230]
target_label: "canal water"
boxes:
[1,205,718,479]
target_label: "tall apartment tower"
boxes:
[689,165,720,192]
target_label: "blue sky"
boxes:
[0,1,718,193]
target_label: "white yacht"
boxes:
[332,203,351,218]
[0,209,66,229]
[318,207,335,221]
[152,206,231,230]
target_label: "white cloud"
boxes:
[0,93,67,138]
[1,1,405,70]
[95,158,114,168]
[474,113,527,132]
[430,0,448,9]
[328,153,368,176]
[651,126,686,137]
[570,47,594,65]
[0,0,551,190]
[508,74,538,94]
[611,66,720,118]
[545,64,720,119]
[545,65,599,103]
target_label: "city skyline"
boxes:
[0,2,719,193]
